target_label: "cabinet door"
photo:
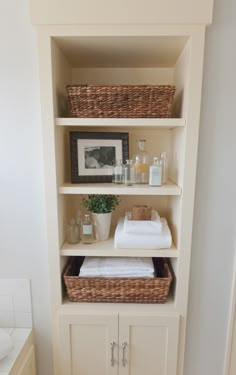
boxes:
[16,345,36,375]
[119,313,179,375]
[59,313,118,375]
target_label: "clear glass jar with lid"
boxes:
[133,139,150,184]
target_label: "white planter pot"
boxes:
[92,212,112,241]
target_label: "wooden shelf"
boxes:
[59,181,182,196]
[55,117,185,129]
[61,294,176,312]
[60,239,178,258]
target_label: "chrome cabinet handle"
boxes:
[122,341,127,367]
[110,341,115,366]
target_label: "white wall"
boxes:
[0,1,235,375]
[0,1,53,375]
[184,0,236,374]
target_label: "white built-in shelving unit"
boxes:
[34,8,213,372]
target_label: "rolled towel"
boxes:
[79,257,155,278]
[124,210,162,235]
[114,217,172,249]
[0,329,14,361]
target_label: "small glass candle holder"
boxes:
[124,160,135,186]
[67,218,80,244]
[112,159,124,184]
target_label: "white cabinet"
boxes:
[59,313,179,375]
[119,314,179,375]
[34,11,213,374]
[59,313,118,375]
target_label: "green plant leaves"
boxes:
[82,195,120,214]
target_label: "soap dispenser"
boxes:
[149,157,162,186]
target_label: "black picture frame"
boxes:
[70,131,129,183]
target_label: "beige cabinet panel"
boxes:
[227,268,236,375]
[30,0,213,25]
[59,313,118,375]
[119,314,179,375]
[59,312,179,375]
[229,318,236,375]
[15,346,36,375]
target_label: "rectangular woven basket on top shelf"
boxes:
[63,257,172,303]
[66,85,175,118]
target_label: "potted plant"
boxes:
[83,194,120,241]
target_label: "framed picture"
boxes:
[70,131,129,183]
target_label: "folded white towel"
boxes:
[114,217,172,249]
[0,329,14,361]
[79,257,155,278]
[124,210,162,235]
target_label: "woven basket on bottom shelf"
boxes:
[63,257,172,303]
[66,85,175,118]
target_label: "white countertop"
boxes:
[0,328,32,375]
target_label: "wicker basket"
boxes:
[63,257,172,303]
[66,85,175,118]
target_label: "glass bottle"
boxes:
[81,213,94,244]
[160,151,168,184]
[112,159,124,184]
[134,139,150,184]
[124,160,135,186]
[77,208,82,226]
[66,218,80,244]
[149,157,162,186]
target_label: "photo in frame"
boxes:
[70,131,129,183]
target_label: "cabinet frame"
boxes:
[37,23,206,375]
[59,312,179,375]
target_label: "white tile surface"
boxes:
[0,297,13,312]
[11,328,31,342]
[13,282,31,313]
[0,279,32,328]
[0,313,15,328]
[0,280,15,296]
[2,329,14,336]
[14,313,32,328]
[0,280,27,296]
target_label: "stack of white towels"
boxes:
[114,210,172,249]
[79,257,155,278]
